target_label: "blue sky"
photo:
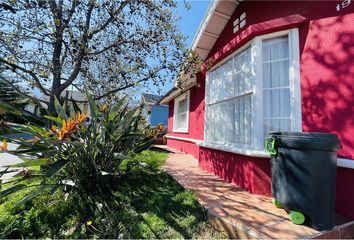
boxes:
[155,0,211,95]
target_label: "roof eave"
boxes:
[159,0,240,104]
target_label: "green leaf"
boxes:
[0,184,27,198]
[28,125,47,136]
[45,159,69,178]
[122,108,139,130]
[54,96,68,120]
[85,89,99,119]
[71,97,82,114]
[0,167,12,178]
[133,140,152,154]
[8,123,46,138]
[9,158,52,167]
[0,100,22,116]
[14,185,51,208]
[43,115,63,125]
[109,97,126,120]
[13,144,51,154]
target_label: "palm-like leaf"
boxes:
[0,89,154,206]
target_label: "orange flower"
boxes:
[158,124,165,131]
[0,139,8,151]
[58,119,77,140]
[50,125,58,132]
[74,112,87,124]
[99,104,109,113]
[53,113,88,140]
[150,129,158,138]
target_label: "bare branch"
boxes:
[94,66,167,101]
[86,38,136,56]
[58,0,95,93]
[0,75,49,105]
[63,0,79,29]
[90,1,129,36]
[0,58,50,96]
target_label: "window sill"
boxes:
[166,135,202,144]
[172,129,189,133]
[197,142,270,158]
[197,143,354,169]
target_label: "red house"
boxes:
[159,1,354,220]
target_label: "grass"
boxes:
[0,149,225,239]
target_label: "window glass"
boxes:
[206,46,252,145]
[174,93,189,132]
[205,33,297,150]
[262,36,291,138]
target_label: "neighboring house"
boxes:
[159,1,354,220]
[142,93,168,127]
[42,90,91,116]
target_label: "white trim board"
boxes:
[337,158,354,169]
[198,142,269,158]
[173,91,190,133]
[166,137,354,169]
[166,135,203,144]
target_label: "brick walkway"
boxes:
[158,146,354,239]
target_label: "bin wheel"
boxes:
[272,199,283,208]
[289,210,305,225]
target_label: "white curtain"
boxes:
[206,46,252,146]
[176,98,188,129]
[262,36,291,138]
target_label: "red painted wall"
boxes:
[199,148,271,196]
[300,14,354,159]
[167,1,354,219]
[167,139,200,159]
[167,72,206,141]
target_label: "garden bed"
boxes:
[0,150,225,239]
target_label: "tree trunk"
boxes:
[47,86,62,116]
[48,95,56,116]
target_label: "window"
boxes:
[205,29,301,151]
[262,36,291,138]
[173,91,190,133]
[233,12,247,33]
[206,46,253,146]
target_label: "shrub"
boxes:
[0,91,166,205]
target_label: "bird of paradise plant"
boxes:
[0,90,153,207]
[53,112,87,140]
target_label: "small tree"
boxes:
[0,1,186,115]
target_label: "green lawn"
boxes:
[0,150,225,239]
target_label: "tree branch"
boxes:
[0,75,49,105]
[63,0,79,29]
[86,38,136,56]
[58,0,95,93]
[94,66,166,101]
[90,1,129,36]
[49,0,64,94]
[0,58,50,96]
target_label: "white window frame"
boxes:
[203,28,301,153]
[173,91,190,133]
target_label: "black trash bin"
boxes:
[266,132,340,231]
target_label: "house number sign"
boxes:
[337,0,352,11]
